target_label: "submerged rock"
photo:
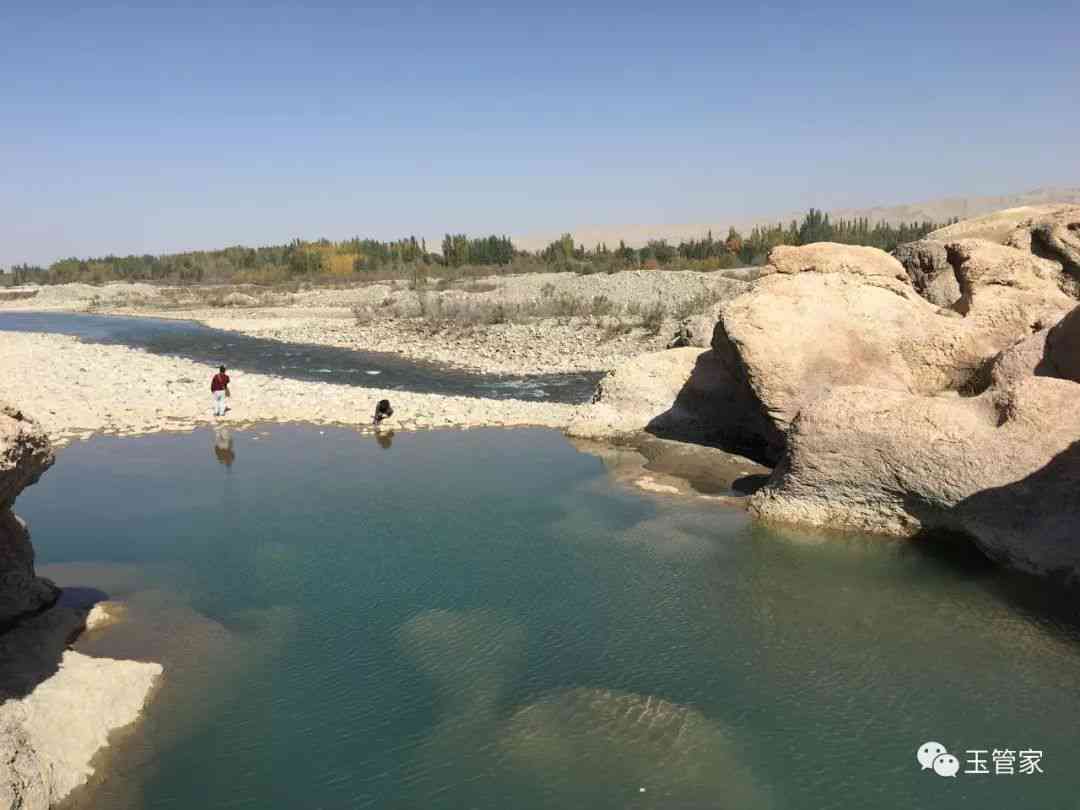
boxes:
[499,687,768,807]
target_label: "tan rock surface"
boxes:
[0,408,58,628]
[766,242,909,279]
[710,239,1076,462]
[0,650,161,809]
[927,203,1080,282]
[749,312,1080,580]
[947,239,1071,320]
[565,346,770,456]
[566,348,709,440]
[927,204,1077,243]
[987,305,1080,390]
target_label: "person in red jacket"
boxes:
[211,365,231,417]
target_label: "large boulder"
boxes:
[892,240,960,306]
[0,406,58,629]
[765,242,908,279]
[712,270,939,463]
[710,241,1076,464]
[749,305,1080,581]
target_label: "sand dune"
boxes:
[513,186,1080,250]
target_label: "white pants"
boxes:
[213,390,227,416]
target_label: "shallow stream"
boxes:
[0,311,600,402]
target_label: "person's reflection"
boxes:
[374,429,394,450]
[213,427,236,468]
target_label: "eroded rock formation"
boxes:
[928,203,1080,283]
[0,406,58,630]
[709,241,1073,464]
[574,214,1080,581]
[749,313,1080,579]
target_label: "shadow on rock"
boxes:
[953,439,1080,585]
[645,347,778,466]
[0,606,85,699]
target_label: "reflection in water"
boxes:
[213,427,235,467]
[375,429,394,450]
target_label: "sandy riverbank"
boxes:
[0,270,747,375]
[2,332,581,447]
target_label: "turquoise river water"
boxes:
[15,426,1080,809]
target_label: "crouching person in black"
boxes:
[373,399,394,426]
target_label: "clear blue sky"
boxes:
[3,0,1078,266]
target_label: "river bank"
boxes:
[0,269,746,375]
[2,332,581,448]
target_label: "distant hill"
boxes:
[513,186,1080,251]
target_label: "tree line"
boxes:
[1,210,953,286]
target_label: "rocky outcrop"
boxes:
[892,239,959,306]
[712,267,940,463]
[750,304,1080,580]
[946,239,1071,322]
[572,220,1080,580]
[928,203,1080,282]
[0,404,162,809]
[927,204,1074,243]
[1028,207,1080,279]
[0,407,58,629]
[708,241,1074,463]
[578,238,1076,467]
